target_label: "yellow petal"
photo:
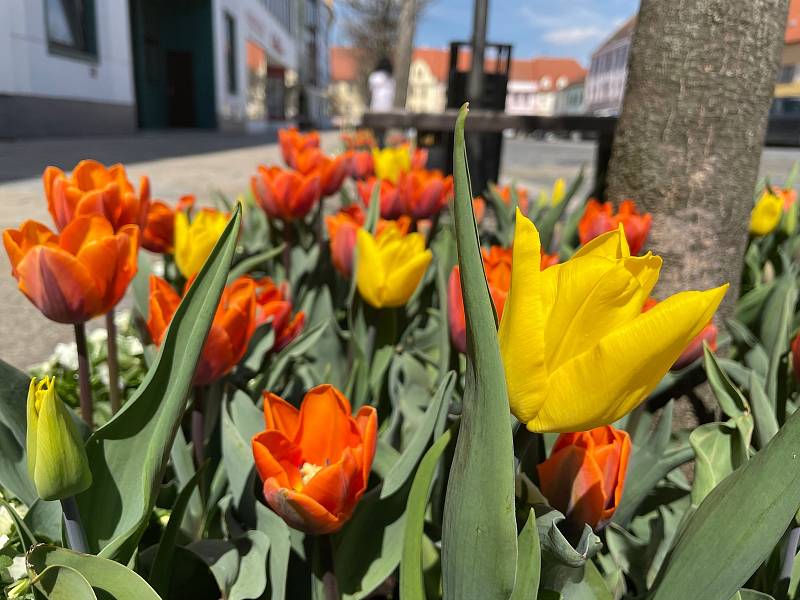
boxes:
[749,192,783,236]
[383,249,432,307]
[356,228,386,308]
[572,223,629,260]
[499,209,548,423]
[529,284,728,432]
[551,178,566,206]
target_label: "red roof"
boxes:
[330,46,585,89]
[788,0,800,43]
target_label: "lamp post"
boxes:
[467,0,489,107]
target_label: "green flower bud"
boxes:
[26,377,91,501]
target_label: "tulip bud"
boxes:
[27,377,92,501]
[792,332,800,382]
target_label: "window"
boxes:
[779,64,796,84]
[224,12,237,94]
[45,0,97,58]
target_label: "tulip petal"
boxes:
[263,393,301,438]
[530,284,728,432]
[356,228,387,308]
[382,248,432,307]
[252,431,301,489]
[301,447,362,516]
[296,385,360,465]
[498,210,548,423]
[538,445,606,528]
[353,405,378,484]
[572,223,630,260]
[262,479,342,534]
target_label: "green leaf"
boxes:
[441,104,518,599]
[704,345,750,419]
[400,426,454,600]
[732,590,774,600]
[748,373,779,448]
[650,401,800,600]
[540,559,613,600]
[0,497,37,549]
[188,533,271,600]
[536,505,602,568]
[76,207,242,562]
[735,283,774,327]
[613,401,693,527]
[227,244,285,282]
[30,564,97,600]
[510,508,540,600]
[537,167,584,252]
[0,359,39,506]
[690,417,752,507]
[27,544,161,599]
[381,372,454,498]
[148,463,206,598]
[760,273,797,402]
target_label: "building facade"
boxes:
[584,17,635,116]
[505,58,586,116]
[554,79,586,115]
[776,0,800,97]
[0,0,137,137]
[1,0,330,138]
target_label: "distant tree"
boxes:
[340,0,430,100]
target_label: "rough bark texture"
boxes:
[607,0,789,320]
[393,0,417,108]
[607,0,789,429]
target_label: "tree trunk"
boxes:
[607,0,789,320]
[393,0,417,109]
[607,0,789,430]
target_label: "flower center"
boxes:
[300,462,323,485]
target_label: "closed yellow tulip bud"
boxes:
[371,147,411,185]
[355,224,432,308]
[27,377,91,501]
[499,209,727,432]
[551,178,566,206]
[174,208,228,279]
[749,190,783,236]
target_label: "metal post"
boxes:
[467,0,489,106]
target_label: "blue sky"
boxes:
[334,0,639,66]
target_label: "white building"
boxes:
[0,0,136,137]
[505,58,586,116]
[584,17,635,116]
[554,79,586,115]
[0,0,331,138]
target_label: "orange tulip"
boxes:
[540,251,560,269]
[278,128,320,168]
[411,147,428,170]
[141,195,196,254]
[252,385,377,534]
[496,184,530,216]
[472,196,486,225]
[253,277,305,351]
[356,177,403,219]
[579,199,652,255]
[43,160,150,232]
[251,166,321,222]
[293,148,350,197]
[448,246,512,354]
[4,216,138,324]
[778,188,798,210]
[537,425,631,530]
[347,150,374,180]
[147,275,256,385]
[399,170,454,220]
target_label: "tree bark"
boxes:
[393,0,417,109]
[607,0,789,320]
[607,0,790,430]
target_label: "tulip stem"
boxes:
[316,534,340,600]
[780,526,800,587]
[105,310,122,414]
[282,224,292,278]
[73,323,94,428]
[192,387,205,470]
[425,212,441,247]
[60,497,89,553]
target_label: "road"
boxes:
[0,133,798,369]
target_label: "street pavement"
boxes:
[0,132,798,369]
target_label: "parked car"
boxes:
[765,97,800,146]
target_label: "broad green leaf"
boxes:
[540,559,613,600]
[149,464,206,598]
[30,564,97,600]
[441,104,518,599]
[735,283,773,328]
[227,244,285,282]
[748,373,779,448]
[510,508,540,600]
[77,207,242,562]
[381,372,455,498]
[760,273,797,402]
[732,591,774,600]
[169,429,203,540]
[188,534,271,600]
[536,505,602,567]
[0,359,39,505]
[400,427,454,600]
[650,402,800,600]
[27,544,160,599]
[690,417,751,506]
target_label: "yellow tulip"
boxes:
[27,377,92,500]
[551,178,566,206]
[174,208,228,279]
[498,209,727,432]
[749,190,783,236]
[355,224,432,308]
[372,147,411,185]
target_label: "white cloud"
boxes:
[543,25,608,45]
